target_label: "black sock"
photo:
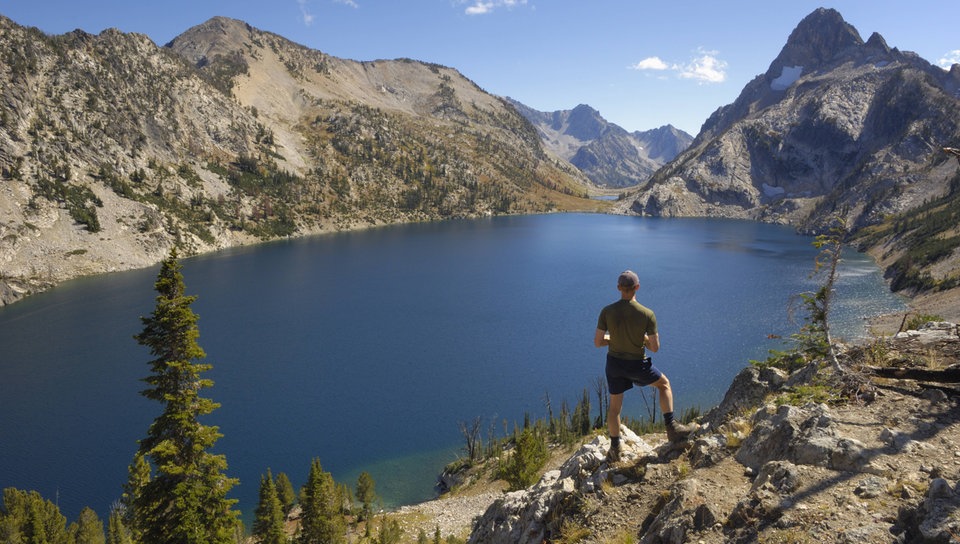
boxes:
[664,412,675,426]
[610,436,621,447]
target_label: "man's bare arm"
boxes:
[594,328,609,348]
[645,332,660,353]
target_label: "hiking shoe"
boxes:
[606,442,621,462]
[666,422,695,443]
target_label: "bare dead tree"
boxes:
[592,375,608,428]
[458,416,483,463]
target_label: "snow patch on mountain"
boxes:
[771,65,803,91]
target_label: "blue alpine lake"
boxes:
[0,213,905,522]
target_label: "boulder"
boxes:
[468,428,653,544]
[735,402,874,473]
[701,366,787,429]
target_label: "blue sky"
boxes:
[1,1,957,135]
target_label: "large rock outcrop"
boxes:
[467,322,960,543]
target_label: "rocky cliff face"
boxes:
[0,16,595,305]
[508,99,693,188]
[623,8,960,232]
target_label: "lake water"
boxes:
[0,213,905,522]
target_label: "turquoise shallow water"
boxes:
[0,214,905,521]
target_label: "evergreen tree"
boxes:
[126,249,240,544]
[298,459,345,544]
[253,470,287,544]
[274,473,296,516]
[573,388,592,436]
[121,452,150,541]
[354,472,377,522]
[106,510,132,544]
[69,507,105,544]
[372,516,402,544]
[782,214,846,371]
[0,488,69,544]
[499,427,548,491]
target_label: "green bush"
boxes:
[499,427,548,491]
[904,313,944,331]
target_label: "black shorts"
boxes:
[605,354,663,395]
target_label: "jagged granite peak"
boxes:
[764,7,863,81]
[864,31,891,54]
[621,7,960,293]
[506,98,692,188]
[699,9,910,142]
[564,104,606,141]
[637,124,693,162]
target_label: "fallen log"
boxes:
[864,365,960,383]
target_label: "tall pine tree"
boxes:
[106,509,133,544]
[125,249,240,544]
[354,472,376,522]
[69,507,105,544]
[0,488,69,544]
[298,459,345,544]
[274,473,296,516]
[253,470,286,544]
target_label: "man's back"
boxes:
[598,299,656,360]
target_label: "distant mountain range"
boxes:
[507,99,693,188]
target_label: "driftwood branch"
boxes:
[864,365,960,383]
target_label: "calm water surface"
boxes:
[0,214,904,521]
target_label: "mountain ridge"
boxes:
[507,98,693,188]
[0,14,601,305]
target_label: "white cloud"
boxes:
[938,50,960,69]
[297,0,315,25]
[630,57,669,71]
[632,48,727,84]
[677,48,727,83]
[463,0,526,16]
[465,2,493,14]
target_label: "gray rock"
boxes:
[855,476,888,499]
[735,402,871,473]
[702,366,787,429]
[752,461,801,494]
[927,478,954,499]
[468,428,653,544]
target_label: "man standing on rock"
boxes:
[594,270,693,460]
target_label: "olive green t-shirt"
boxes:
[597,299,657,360]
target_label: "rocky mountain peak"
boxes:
[626,8,960,297]
[864,31,891,54]
[165,16,255,67]
[507,99,692,188]
[565,104,606,141]
[765,7,863,80]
